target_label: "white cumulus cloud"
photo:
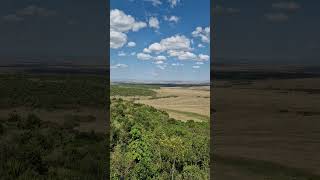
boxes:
[144,35,192,54]
[127,41,136,47]
[110,9,147,33]
[137,53,153,60]
[110,9,147,49]
[149,17,160,29]
[157,64,167,70]
[198,54,210,61]
[118,51,126,56]
[111,63,128,69]
[141,34,209,61]
[168,0,181,8]
[172,63,184,66]
[198,43,205,48]
[192,26,210,43]
[155,55,167,61]
[144,0,162,6]
[155,61,164,64]
[168,50,197,60]
[164,15,179,23]
[143,48,152,53]
[110,30,127,49]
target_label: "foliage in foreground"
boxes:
[0,113,106,179]
[110,98,209,179]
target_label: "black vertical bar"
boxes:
[105,0,110,179]
[210,0,215,179]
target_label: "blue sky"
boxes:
[110,0,210,82]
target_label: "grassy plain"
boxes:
[213,77,320,180]
[112,85,210,122]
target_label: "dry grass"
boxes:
[112,86,210,122]
[136,86,210,122]
[213,78,320,178]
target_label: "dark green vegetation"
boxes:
[214,155,320,180]
[148,95,178,100]
[113,84,161,89]
[0,73,107,179]
[164,109,210,122]
[111,85,157,97]
[110,99,209,179]
[0,112,106,179]
[0,74,107,109]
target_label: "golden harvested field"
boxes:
[116,86,210,122]
[137,86,210,122]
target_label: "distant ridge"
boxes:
[111,79,210,85]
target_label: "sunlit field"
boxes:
[110,84,210,179]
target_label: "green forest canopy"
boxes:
[111,98,210,179]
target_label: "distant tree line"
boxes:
[0,74,107,109]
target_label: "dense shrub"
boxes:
[0,113,105,179]
[17,113,41,129]
[110,99,209,179]
[8,112,21,122]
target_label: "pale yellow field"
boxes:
[113,86,210,122]
[136,86,210,122]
